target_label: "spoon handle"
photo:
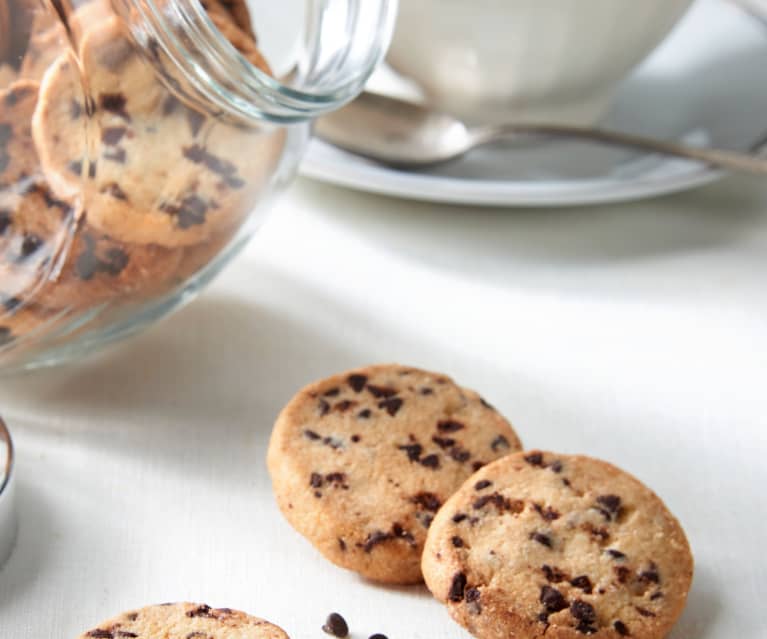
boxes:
[477,124,767,175]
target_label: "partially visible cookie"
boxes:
[267,364,523,584]
[33,18,284,247]
[422,451,694,639]
[0,297,61,351]
[76,602,290,639]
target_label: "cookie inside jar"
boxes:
[0,0,285,361]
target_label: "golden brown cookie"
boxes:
[33,18,284,247]
[267,364,523,585]
[76,602,290,639]
[422,451,694,639]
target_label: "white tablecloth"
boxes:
[0,175,765,638]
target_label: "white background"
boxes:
[0,174,765,637]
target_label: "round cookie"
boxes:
[422,450,694,639]
[77,602,290,639]
[33,18,283,247]
[267,364,523,585]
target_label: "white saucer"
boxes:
[300,0,767,207]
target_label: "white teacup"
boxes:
[386,0,694,126]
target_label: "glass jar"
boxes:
[0,0,395,371]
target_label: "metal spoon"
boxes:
[314,91,767,175]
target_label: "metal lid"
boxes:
[0,417,17,569]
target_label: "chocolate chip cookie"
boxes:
[33,17,283,247]
[267,364,523,584]
[77,602,290,639]
[422,450,693,639]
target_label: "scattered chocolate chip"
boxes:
[304,429,321,440]
[318,399,330,416]
[392,523,415,544]
[338,538,346,551]
[542,565,567,583]
[614,621,629,636]
[606,549,626,560]
[549,460,563,473]
[420,387,433,395]
[412,492,442,511]
[351,434,361,443]
[325,472,347,487]
[309,473,323,488]
[86,632,113,638]
[432,436,455,449]
[186,110,206,136]
[449,447,471,463]
[398,442,423,462]
[524,452,544,466]
[491,435,510,451]
[452,513,468,523]
[420,454,440,469]
[530,532,553,548]
[438,420,464,433]
[322,436,343,450]
[101,126,127,146]
[186,605,214,617]
[448,572,467,602]
[357,409,372,419]
[347,374,368,392]
[322,612,349,638]
[323,387,340,397]
[99,93,130,121]
[532,503,561,521]
[639,563,660,584]
[19,233,43,258]
[366,384,396,398]
[540,585,567,613]
[650,592,664,601]
[117,632,138,637]
[472,461,485,471]
[451,536,464,548]
[635,607,656,618]
[334,399,356,412]
[103,182,128,201]
[570,600,597,625]
[379,397,403,416]
[570,575,593,594]
[68,160,83,175]
[183,144,243,188]
[475,480,492,490]
[614,566,631,583]
[465,587,480,602]
[596,494,621,513]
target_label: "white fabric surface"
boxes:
[0,175,765,638]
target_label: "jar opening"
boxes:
[117,0,397,124]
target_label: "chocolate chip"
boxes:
[362,530,390,552]
[117,633,137,637]
[452,513,468,523]
[186,110,206,137]
[635,607,656,617]
[451,536,464,547]
[103,182,129,201]
[491,435,510,451]
[392,523,415,544]
[606,549,626,560]
[186,605,214,617]
[99,248,129,276]
[309,473,323,488]
[183,145,242,188]
[596,494,621,513]
[322,436,343,450]
[570,600,596,625]
[420,387,433,395]
[338,538,346,551]
[549,460,563,473]
[99,93,131,121]
[540,585,567,613]
[412,492,442,511]
[101,126,127,145]
[318,399,330,415]
[323,387,340,396]
[530,532,553,548]
[614,621,629,636]
[639,563,660,584]
[570,575,593,594]
[304,430,321,440]
[448,572,467,602]
[438,420,464,432]
[86,632,113,638]
[473,492,521,514]
[420,454,440,469]
[322,612,349,638]
[68,160,83,175]
[357,409,372,419]
[472,461,486,471]
[333,400,356,412]
[542,564,567,583]
[20,233,43,258]
[524,452,544,466]
[614,566,631,583]
[398,442,422,462]
[650,592,664,601]
[475,480,492,490]
[325,472,347,486]
[465,587,480,602]
[532,503,561,521]
[432,436,455,449]
[449,447,471,463]
[351,434,361,443]
[347,374,368,392]
[378,397,403,416]
[70,100,83,120]
[366,384,396,398]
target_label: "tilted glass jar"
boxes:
[0,0,395,371]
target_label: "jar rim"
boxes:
[121,0,397,124]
